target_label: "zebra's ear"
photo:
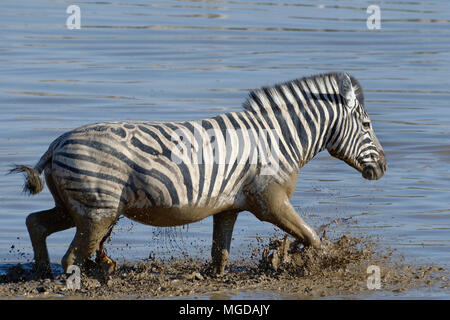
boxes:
[338,73,357,109]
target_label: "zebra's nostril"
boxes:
[362,166,374,180]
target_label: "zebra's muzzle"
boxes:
[362,162,386,180]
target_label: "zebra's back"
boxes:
[47,115,275,222]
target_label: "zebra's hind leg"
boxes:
[61,213,117,276]
[26,207,75,278]
[211,211,239,275]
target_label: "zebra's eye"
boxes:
[362,121,371,130]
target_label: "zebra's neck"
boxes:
[242,73,341,172]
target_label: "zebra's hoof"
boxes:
[95,250,116,275]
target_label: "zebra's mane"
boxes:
[242,72,364,113]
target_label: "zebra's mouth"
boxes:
[362,162,386,180]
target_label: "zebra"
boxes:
[11,72,386,277]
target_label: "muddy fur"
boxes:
[8,72,388,277]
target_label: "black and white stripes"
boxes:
[38,72,385,216]
[11,71,387,275]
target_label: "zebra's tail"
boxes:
[9,146,53,195]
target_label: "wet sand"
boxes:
[0,235,448,299]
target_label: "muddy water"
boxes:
[0,1,449,299]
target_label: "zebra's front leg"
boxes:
[211,211,239,275]
[248,183,321,249]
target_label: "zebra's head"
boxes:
[327,73,386,180]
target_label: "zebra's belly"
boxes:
[123,204,233,227]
